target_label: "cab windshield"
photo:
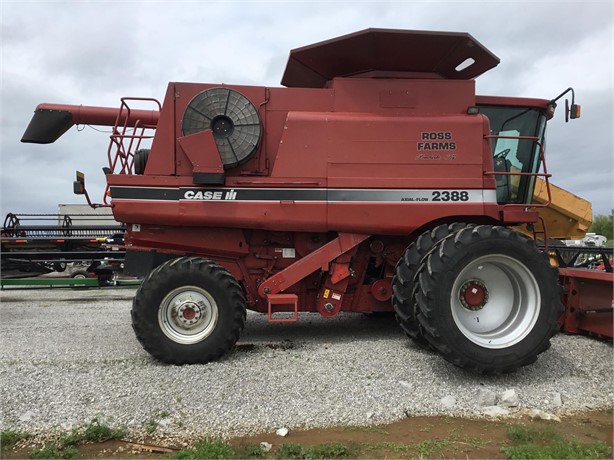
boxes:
[477,106,547,204]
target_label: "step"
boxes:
[267,293,299,323]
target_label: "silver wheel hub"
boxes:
[176,300,204,326]
[451,255,540,349]
[158,287,219,344]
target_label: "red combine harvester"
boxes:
[23,29,608,374]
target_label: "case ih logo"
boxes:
[184,189,237,200]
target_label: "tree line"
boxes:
[589,210,613,241]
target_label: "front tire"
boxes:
[416,225,562,373]
[131,257,246,364]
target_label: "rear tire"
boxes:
[131,256,246,364]
[392,223,471,346]
[415,225,562,373]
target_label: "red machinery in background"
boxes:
[22,29,611,373]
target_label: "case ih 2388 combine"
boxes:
[22,29,589,373]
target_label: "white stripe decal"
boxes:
[110,186,498,204]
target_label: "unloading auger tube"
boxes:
[21,28,583,374]
[21,103,160,144]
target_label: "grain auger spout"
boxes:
[21,103,160,144]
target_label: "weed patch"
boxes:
[275,442,304,459]
[503,440,612,459]
[303,442,354,459]
[507,425,561,444]
[28,417,126,459]
[274,442,354,459]
[504,425,612,459]
[30,445,79,459]
[0,429,30,449]
[235,443,266,458]
[171,440,236,459]
[145,418,159,434]
[58,417,126,446]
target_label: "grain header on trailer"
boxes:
[22,29,584,373]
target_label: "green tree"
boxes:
[589,211,613,241]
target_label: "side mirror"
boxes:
[551,88,580,122]
[567,99,581,120]
[73,170,85,195]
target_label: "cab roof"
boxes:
[281,28,500,88]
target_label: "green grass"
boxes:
[144,418,159,434]
[30,445,79,459]
[82,417,126,442]
[275,443,305,459]
[503,440,612,459]
[9,419,611,460]
[507,425,561,444]
[27,417,127,459]
[275,442,354,459]
[171,440,353,460]
[0,429,30,449]
[303,442,354,459]
[235,443,267,458]
[170,440,237,459]
[503,425,612,459]
[58,417,126,446]
[414,439,453,457]
[367,436,488,456]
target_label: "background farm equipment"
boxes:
[1,211,125,283]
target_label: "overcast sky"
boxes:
[1,1,612,223]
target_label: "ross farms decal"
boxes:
[417,131,456,151]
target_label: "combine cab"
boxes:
[23,29,595,373]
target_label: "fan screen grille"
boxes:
[182,88,261,168]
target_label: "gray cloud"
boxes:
[1,0,612,220]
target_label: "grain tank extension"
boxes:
[23,29,582,373]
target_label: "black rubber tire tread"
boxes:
[53,261,67,272]
[415,225,563,374]
[392,223,472,346]
[131,256,246,365]
[70,270,89,278]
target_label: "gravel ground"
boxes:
[0,287,612,443]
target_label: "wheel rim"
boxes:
[450,254,540,349]
[158,286,219,345]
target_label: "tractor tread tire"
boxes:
[415,225,563,374]
[392,223,472,346]
[131,256,246,365]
